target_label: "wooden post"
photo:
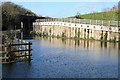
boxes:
[8,44,11,63]
[4,44,7,62]
[24,44,27,59]
[28,42,31,63]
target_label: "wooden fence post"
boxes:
[8,44,11,63]
[28,42,31,63]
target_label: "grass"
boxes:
[80,11,118,21]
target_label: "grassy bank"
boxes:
[79,11,118,21]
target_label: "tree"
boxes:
[75,12,81,19]
[2,2,36,30]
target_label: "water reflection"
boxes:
[34,37,118,78]
[35,37,118,52]
[35,37,118,63]
[2,37,118,78]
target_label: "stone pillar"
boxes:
[60,26,62,36]
[69,27,71,38]
[74,27,78,38]
[71,27,74,37]
[107,31,111,41]
[72,27,74,37]
[78,28,80,39]
[41,26,43,34]
[52,26,54,35]
[119,33,120,41]
[71,27,73,37]
[89,29,92,39]
[77,28,79,38]
[94,30,97,40]
[58,26,60,36]
[103,31,107,41]
[66,27,68,37]
[73,27,75,37]
[80,28,84,39]
[55,26,57,36]
[86,29,89,39]
[85,29,87,39]
[95,30,101,40]
[68,27,71,38]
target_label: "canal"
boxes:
[2,37,119,78]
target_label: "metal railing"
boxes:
[36,18,119,27]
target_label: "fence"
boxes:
[36,18,119,27]
[1,32,32,64]
[8,39,32,63]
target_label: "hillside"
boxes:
[72,2,120,21]
[2,2,36,30]
[79,11,118,21]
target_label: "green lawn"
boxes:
[80,11,118,21]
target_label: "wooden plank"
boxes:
[0,51,7,54]
[0,57,9,59]
[1,58,33,64]
[10,49,32,52]
[18,39,29,43]
[10,43,32,46]
[15,54,32,57]
[0,44,5,47]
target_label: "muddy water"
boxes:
[2,37,119,78]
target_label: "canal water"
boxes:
[2,37,119,78]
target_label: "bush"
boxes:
[62,32,66,38]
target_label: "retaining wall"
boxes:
[33,21,120,41]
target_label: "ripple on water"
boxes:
[3,39,118,78]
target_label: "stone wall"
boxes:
[33,22,120,42]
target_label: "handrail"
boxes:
[35,18,119,27]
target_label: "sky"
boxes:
[8,1,118,18]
